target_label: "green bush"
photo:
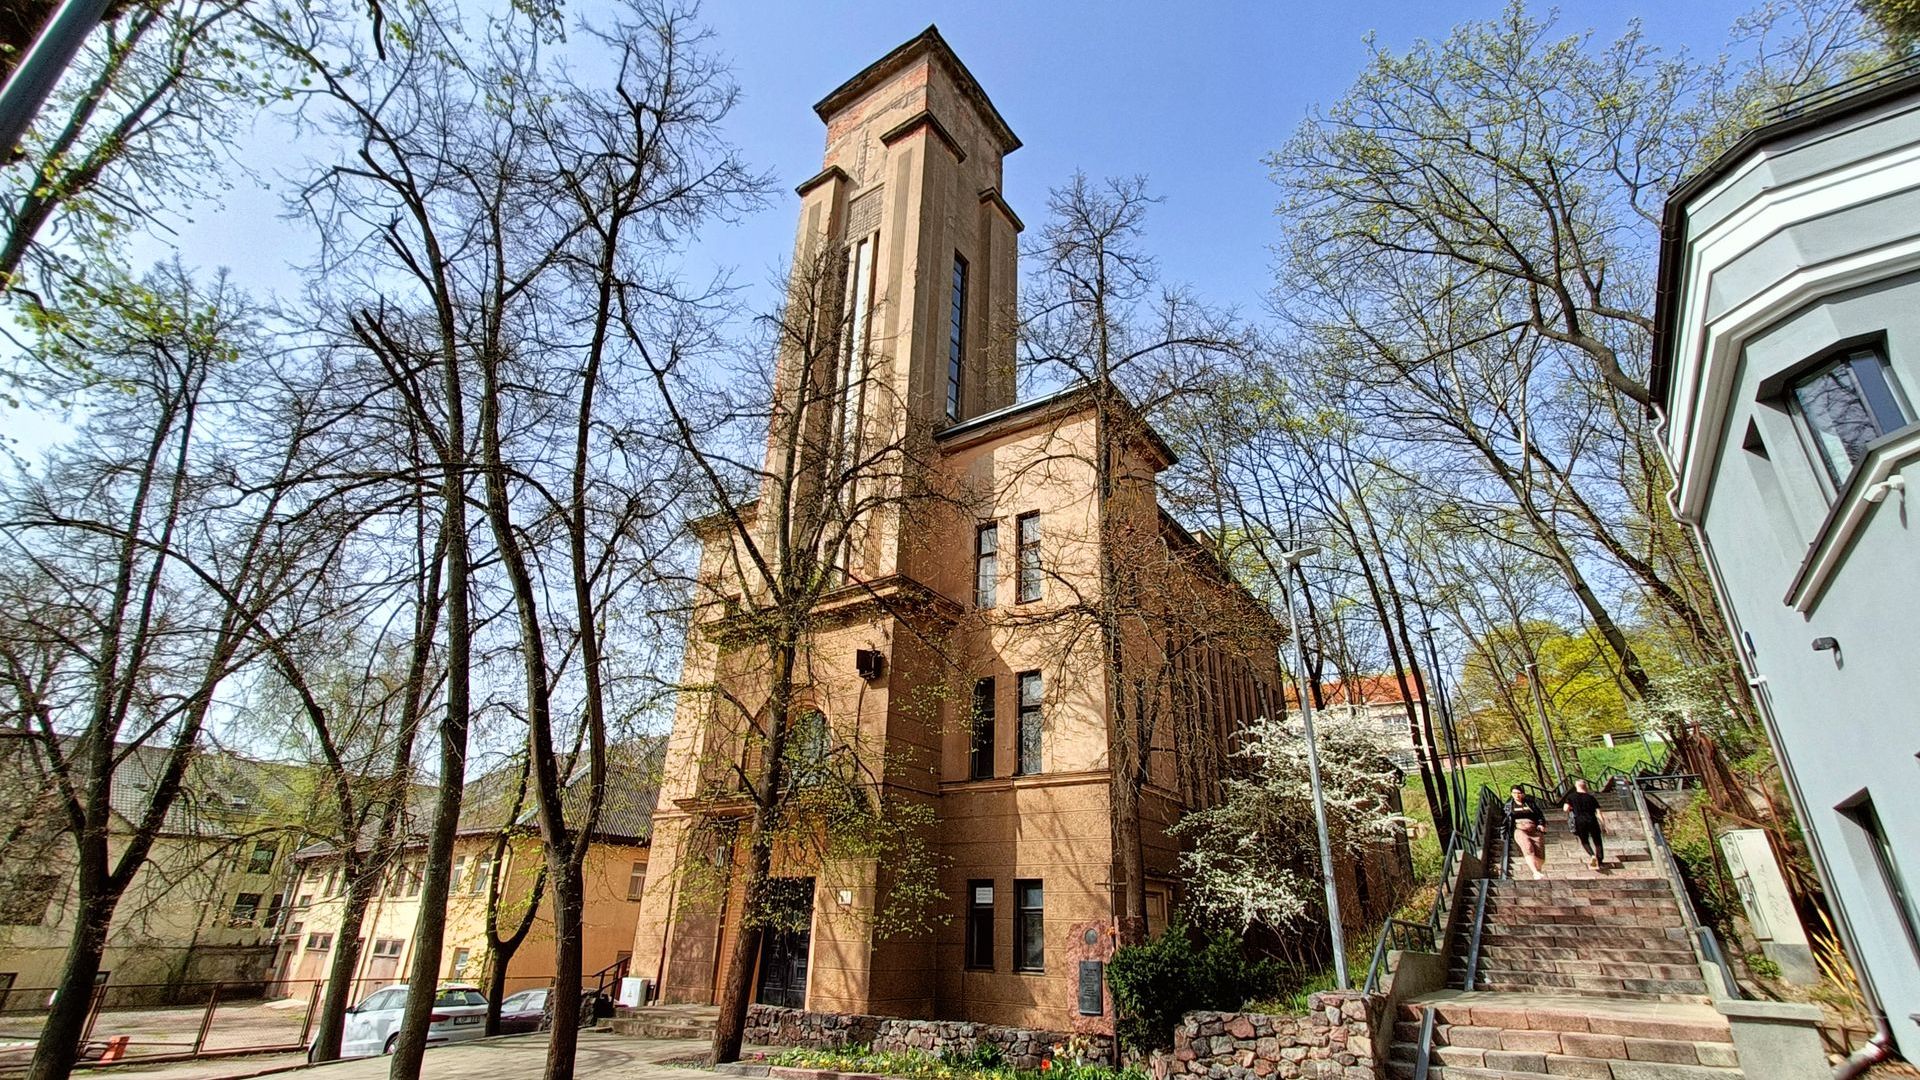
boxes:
[1106,923,1281,1052]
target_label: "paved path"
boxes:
[72,1033,722,1080]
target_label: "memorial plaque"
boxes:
[1077,960,1104,1016]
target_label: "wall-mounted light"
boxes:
[1812,637,1839,652]
[836,889,854,907]
[856,648,886,682]
[1865,475,1905,504]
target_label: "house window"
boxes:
[264,893,285,929]
[247,841,276,875]
[786,709,831,788]
[975,523,998,609]
[449,855,466,894]
[965,881,994,969]
[1016,512,1042,603]
[1841,795,1920,965]
[970,678,996,780]
[1788,346,1912,485]
[404,860,423,898]
[323,868,340,897]
[1017,672,1043,775]
[228,893,262,926]
[947,255,968,421]
[371,938,404,958]
[0,875,59,926]
[471,853,494,895]
[296,893,313,909]
[449,947,471,979]
[306,932,334,952]
[628,861,647,901]
[1014,879,1044,972]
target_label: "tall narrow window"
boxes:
[1841,795,1920,965]
[1789,346,1912,485]
[947,255,968,421]
[1014,879,1044,972]
[628,861,648,901]
[965,881,994,969]
[970,678,996,780]
[1017,671,1043,775]
[975,522,998,609]
[1016,512,1042,603]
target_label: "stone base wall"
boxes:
[1152,993,1383,1080]
[744,1005,1113,1071]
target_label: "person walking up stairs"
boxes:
[1389,783,1744,1079]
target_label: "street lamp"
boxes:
[1278,543,1346,989]
[1522,661,1568,789]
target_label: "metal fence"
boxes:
[0,979,322,1070]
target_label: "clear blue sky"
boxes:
[157,0,1757,331]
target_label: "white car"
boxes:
[332,983,490,1059]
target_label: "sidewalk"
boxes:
[67,1032,720,1080]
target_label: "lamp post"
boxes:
[1279,543,1346,989]
[0,0,117,157]
[1522,661,1567,788]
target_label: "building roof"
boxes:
[1648,57,1920,414]
[933,380,1179,469]
[813,25,1021,155]
[1285,675,1424,709]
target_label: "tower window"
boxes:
[1788,345,1911,486]
[971,678,995,780]
[975,522,998,609]
[947,255,968,421]
[1016,512,1042,603]
[1017,671,1042,775]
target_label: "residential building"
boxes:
[1307,675,1428,771]
[1650,58,1920,1056]
[280,747,660,1000]
[0,736,305,1003]
[629,27,1407,1032]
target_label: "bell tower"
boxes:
[765,25,1023,585]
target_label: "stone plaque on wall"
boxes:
[1077,960,1104,1016]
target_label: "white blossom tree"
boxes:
[1173,713,1407,931]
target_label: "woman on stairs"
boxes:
[1504,785,1549,879]
[1563,778,1607,869]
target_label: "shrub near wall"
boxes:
[1153,995,1382,1080]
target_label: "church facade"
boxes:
[628,27,1402,1032]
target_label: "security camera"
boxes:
[1865,475,1906,503]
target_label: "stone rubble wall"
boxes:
[743,1004,1113,1071]
[1152,993,1383,1080]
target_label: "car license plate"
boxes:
[452,1016,478,1025]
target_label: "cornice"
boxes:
[881,110,966,164]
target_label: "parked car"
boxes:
[316,983,490,1060]
[496,988,548,1035]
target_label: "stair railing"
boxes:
[1412,1005,1439,1080]
[1631,781,1746,1001]
[1461,879,1491,991]
[1360,785,1503,994]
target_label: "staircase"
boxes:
[607,1003,719,1040]
[1391,785,1740,1079]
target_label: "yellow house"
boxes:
[0,736,309,1004]
[279,748,660,1003]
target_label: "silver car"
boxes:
[333,983,490,1059]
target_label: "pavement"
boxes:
[62,1032,724,1080]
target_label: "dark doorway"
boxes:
[754,877,814,1009]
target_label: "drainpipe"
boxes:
[1649,405,1899,1072]
[1833,1014,1898,1080]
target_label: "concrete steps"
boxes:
[1388,998,1739,1080]
[607,1004,719,1041]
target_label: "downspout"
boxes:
[1833,1015,1897,1080]
[1649,405,1902,1073]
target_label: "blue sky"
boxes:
[154,0,1757,331]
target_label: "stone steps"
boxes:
[608,1005,719,1041]
[1388,1000,1738,1079]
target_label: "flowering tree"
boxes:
[1173,713,1407,931]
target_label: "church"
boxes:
[628,26,1403,1033]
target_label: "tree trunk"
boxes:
[309,869,381,1061]
[544,857,588,1077]
[28,864,115,1080]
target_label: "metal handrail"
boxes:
[1635,786,1746,1001]
[1766,54,1920,122]
[1361,785,1502,994]
[1412,1005,1439,1080]
[1462,879,1491,991]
